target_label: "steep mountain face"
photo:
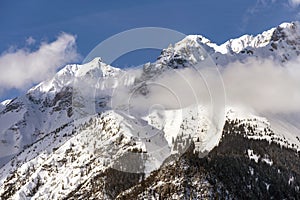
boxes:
[117,117,300,199]
[0,58,123,166]
[0,22,300,199]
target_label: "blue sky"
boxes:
[0,0,300,101]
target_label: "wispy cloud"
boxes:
[289,0,300,7]
[241,0,299,33]
[25,36,36,46]
[241,0,275,32]
[0,33,80,93]
[247,0,276,15]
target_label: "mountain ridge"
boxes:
[0,21,300,199]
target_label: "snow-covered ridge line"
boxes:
[27,57,122,99]
[225,107,300,152]
[199,21,297,54]
[0,21,300,199]
[0,21,299,160]
[0,21,298,105]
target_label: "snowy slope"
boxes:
[0,58,123,166]
[0,21,300,199]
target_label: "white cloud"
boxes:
[0,33,80,92]
[289,0,300,7]
[25,36,36,45]
[112,56,300,116]
[222,58,300,113]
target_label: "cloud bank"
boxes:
[223,57,300,113]
[0,33,80,93]
[112,56,300,117]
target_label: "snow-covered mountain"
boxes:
[1,22,300,199]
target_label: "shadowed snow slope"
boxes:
[0,22,300,199]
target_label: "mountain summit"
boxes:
[0,22,300,199]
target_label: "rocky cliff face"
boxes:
[0,22,300,199]
[117,119,300,199]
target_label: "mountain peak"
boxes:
[1,21,300,199]
[27,57,121,101]
[91,56,103,62]
[75,57,120,78]
[278,21,297,29]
